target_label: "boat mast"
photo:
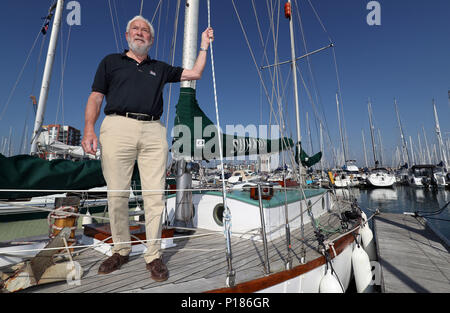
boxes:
[30,0,64,155]
[377,128,384,166]
[180,0,199,90]
[432,99,448,168]
[409,136,415,165]
[394,99,410,166]
[367,99,377,167]
[336,93,347,166]
[286,0,306,263]
[361,129,368,168]
[286,0,302,182]
[422,125,432,164]
[417,132,424,164]
[319,122,324,172]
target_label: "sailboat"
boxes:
[0,0,372,293]
[407,99,448,188]
[365,99,395,188]
[333,94,359,188]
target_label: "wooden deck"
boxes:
[373,213,450,293]
[5,209,354,293]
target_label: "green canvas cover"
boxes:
[0,154,141,200]
[0,154,106,199]
[172,87,294,160]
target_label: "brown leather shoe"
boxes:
[146,258,169,282]
[98,253,129,274]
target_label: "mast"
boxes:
[286,0,302,182]
[409,136,415,165]
[180,0,199,90]
[30,0,64,154]
[361,129,368,168]
[319,122,324,172]
[377,128,384,166]
[432,99,448,167]
[367,99,377,167]
[422,125,432,164]
[417,132,424,164]
[286,0,306,264]
[336,93,347,166]
[394,99,410,165]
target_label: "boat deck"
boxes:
[4,208,354,293]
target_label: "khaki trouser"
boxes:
[99,115,168,263]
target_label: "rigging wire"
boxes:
[0,25,47,121]
[107,0,120,53]
[54,22,73,128]
[165,0,181,128]
[232,0,297,178]
[139,0,144,16]
[112,0,124,51]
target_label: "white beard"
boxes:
[128,39,151,56]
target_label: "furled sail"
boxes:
[172,87,294,160]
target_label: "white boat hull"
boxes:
[367,173,395,187]
[258,240,354,292]
[165,189,332,242]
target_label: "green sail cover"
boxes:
[172,87,294,160]
[0,154,106,199]
[295,142,322,168]
[0,154,141,200]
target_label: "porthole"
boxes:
[213,203,226,227]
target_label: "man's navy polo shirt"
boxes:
[91,50,183,117]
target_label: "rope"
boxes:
[47,205,79,243]
[207,0,229,234]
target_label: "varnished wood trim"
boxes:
[205,229,357,293]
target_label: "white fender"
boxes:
[82,209,93,226]
[360,210,368,223]
[319,268,343,293]
[351,244,374,293]
[360,222,377,261]
[134,205,143,222]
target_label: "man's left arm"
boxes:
[180,27,214,82]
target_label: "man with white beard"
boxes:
[81,15,214,282]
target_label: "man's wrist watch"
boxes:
[199,47,208,52]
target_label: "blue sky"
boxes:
[0,0,449,168]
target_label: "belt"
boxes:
[112,112,160,121]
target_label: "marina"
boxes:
[0,0,449,298]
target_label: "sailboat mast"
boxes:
[319,122,324,172]
[180,0,199,90]
[432,99,448,167]
[409,136,415,165]
[394,99,410,165]
[286,0,302,180]
[361,129,368,168]
[377,128,384,166]
[367,99,377,167]
[30,0,64,154]
[336,93,347,165]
